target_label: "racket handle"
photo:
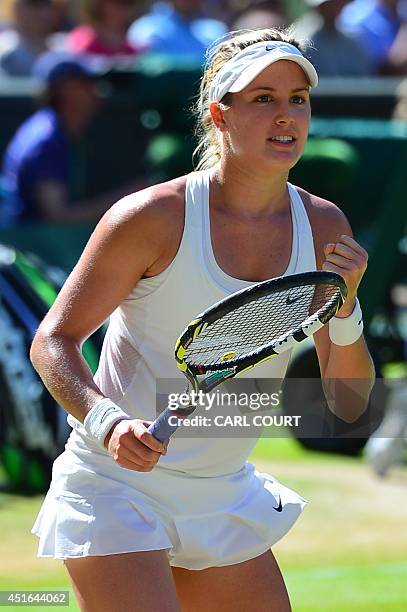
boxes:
[148,407,180,442]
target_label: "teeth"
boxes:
[271,136,294,142]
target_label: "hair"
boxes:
[192,27,309,171]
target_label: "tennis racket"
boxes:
[148,271,347,442]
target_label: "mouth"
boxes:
[268,135,297,146]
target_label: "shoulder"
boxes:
[294,186,353,266]
[6,110,63,163]
[21,109,60,140]
[98,175,187,269]
[107,175,186,226]
[296,186,352,239]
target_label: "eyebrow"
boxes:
[248,86,310,93]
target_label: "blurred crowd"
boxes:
[2,0,407,228]
[1,1,407,78]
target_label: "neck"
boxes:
[211,158,290,218]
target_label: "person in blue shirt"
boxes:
[127,0,227,62]
[0,51,126,226]
[339,0,407,73]
[295,0,373,77]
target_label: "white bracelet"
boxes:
[83,398,130,446]
[329,298,364,346]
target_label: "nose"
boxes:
[273,102,295,126]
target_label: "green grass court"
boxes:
[1,437,406,611]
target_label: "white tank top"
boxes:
[68,170,317,475]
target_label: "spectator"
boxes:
[295,0,373,76]
[65,0,147,58]
[128,1,227,62]
[231,1,288,31]
[339,0,407,74]
[0,52,132,226]
[0,0,58,76]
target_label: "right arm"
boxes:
[30,182,184,470]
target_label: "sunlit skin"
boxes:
[211,61,311,182]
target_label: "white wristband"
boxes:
[329,298,364,346]
[83,398,130,446]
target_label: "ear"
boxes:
[210,102,227,131]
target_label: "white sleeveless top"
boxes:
[68,170,317,476]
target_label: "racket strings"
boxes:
[184,283,339,368]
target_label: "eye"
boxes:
[255,94,272,103]
[291,95,306,104]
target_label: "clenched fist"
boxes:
[322,235,368,317]
[104,418,168,472]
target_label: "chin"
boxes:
[267,151,301,171]
[258,156,297,175]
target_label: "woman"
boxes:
[31,28,374,611]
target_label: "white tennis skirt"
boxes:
[32,440,307,570]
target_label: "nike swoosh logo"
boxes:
[100,407,117,423]
[286,295,300,305]
[273,496,283,512]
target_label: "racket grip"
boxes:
[148,407,180,442]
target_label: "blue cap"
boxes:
[33,51,97,88]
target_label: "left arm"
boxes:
[303,192,375,422]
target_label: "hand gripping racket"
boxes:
[148,271,347,442]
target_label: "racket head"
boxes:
[175,271,347,377]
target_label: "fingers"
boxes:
[111,442,161,472]
[324,243,358,263]
[120,435,163,463]
[106,419,168,472]
[335,234,368,258]
[322,235,368,316]
[322,261,350,275]
[135,421,167,453]
[323,236,368,273]
[324,236,368,263]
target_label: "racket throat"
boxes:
[200,368,236,392]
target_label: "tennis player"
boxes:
[31,28,375,611]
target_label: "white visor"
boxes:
[209,41,318,103]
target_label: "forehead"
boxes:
[246,60,310,90]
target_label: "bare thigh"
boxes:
[65,550,180,612]
[172,549,291,612]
